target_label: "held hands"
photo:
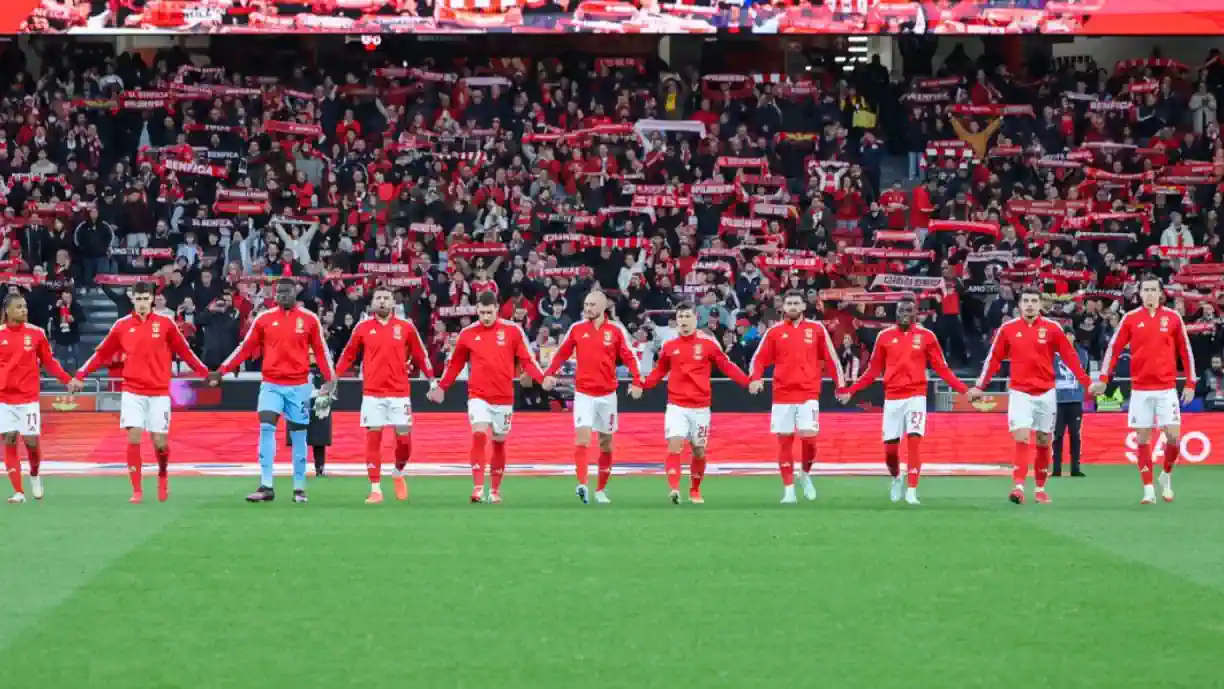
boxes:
[426,386,445,404]
[1182,386,1196,405]
[967,387,983,402]
[628,385,643,400]
[320,380,337,397]
[835,392,851,405]
[206,371,221,387]
[1088,382,1106,397]
[748,380,764,395]
[66,378,85,394]
[542,376,557,391]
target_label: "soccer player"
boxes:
[335,286,434,504]
[748,289,845,504]
[215,278,335,504]
[634,302,751,504]
[543,290,642,504]
[835,297,968,505]
[1091,277,1196,504]
[0,294,73,503]
[427,291,555,504]
[971,287,1091,505]
[69,282,214,503]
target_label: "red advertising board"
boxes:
[40,411,1224,466]
[9,1,1224,35]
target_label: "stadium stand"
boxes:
[2,38,1223,387]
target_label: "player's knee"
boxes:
[258,411,280,426]
[3,432,17,445]
[22,437,38,449]
[692,446,707,459]
[598,434,614,452]
[1034,432,1051,447]
[286,421,308,432]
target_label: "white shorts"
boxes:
[1128,388,1181,429]
[468,398,513,437]
[574,392,618,434]
[361,396,412,429]
[882,395,927,442]
[120,392,171,434]
[1008,389,1056,435]
[770,400,820,435]
[0,402,40,436]
[664,404,711,447]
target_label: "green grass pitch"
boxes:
[1,467,1222,689]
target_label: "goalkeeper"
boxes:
[213,279,336,504]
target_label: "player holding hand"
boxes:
[636,302,751,504]
[215,278,335,505]
[427,292,555,504]
[1090,277,1196,504]
[543,290,642,504]
[836,297,967,505]
[335,286,434,504]
[71,282,215,503]
[971,287,1091,505]
[0,294,73,503]
[748,289,845,504]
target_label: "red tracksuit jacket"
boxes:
[749,318,845,404]
[841,325,968,400]
[218,306,335,385]
[641,331,750,409]
[78,312,209,396]
[976,316,1090,395]
[0,323,72,404]
[1099,306,1196,390]
[543,318,642,397]
[335,315,434,397]
[438,319,545,405]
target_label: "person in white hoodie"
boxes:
[1160,212,1196,269]
[1189,81,1218,135]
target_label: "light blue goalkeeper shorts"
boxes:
[257,382,313,426]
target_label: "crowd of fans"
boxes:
[2,39,1224,394]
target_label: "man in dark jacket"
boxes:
[73,208,114,286]
[195,295,241,370]
[49,289,85,370]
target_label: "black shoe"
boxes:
[314,468,326,478]
[246,486,275,502]
[1051,470,1063,478]
[293,489,308,504]
[1071,470,1087,477]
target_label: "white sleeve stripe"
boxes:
[976,318,1014,389]
[406,321,433,379]
[221,311,270,370]
[611,320,640,369]
[821,324,846,388]
[299,307,334,377]
[748,323,779,373]
[79,317,128,375]
[1099,311,1131,381]
[556,321,581,363]
[1175,310,1196,380]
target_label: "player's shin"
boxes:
[289,429,308,492]
[905,435,922,489]
[776,435,795,487]
[1163,438,1180,474]
[126,442,143,497]
[490,440,506,495]
[596,449,613,492]
[664,451,682,492]
[257,422,277,488]
[154,444,171,502]
[573,444,589,487]
[365,429,383,490]
[470,431,489,494]
[800,436,817,474]
[393,433,412,501]
[1136,441,1155,486]
[1012,441,1030,488]
[690,454,706,494]
[1033,444,1051,491]
[4,443,22,495]
[25,444,41,478]
[884,443,900,478]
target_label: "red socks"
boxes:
[1012,441,1030,485]
[4,443,21,493]
[154,446,170,478]
[596,450,613,492]
[26,445,41,477]
[1136,442,1154,486]
[665,452,682,491]
[470,431,488,489]
[691,457,706,493]
[1034,445,1051,490]
[905,435,922,488]
[1163,440,1180,474]
[490,440,506,493]
[884,443,900,478]
[127,443,142,494]
[365,430,382,483]
[800,437,816,473]
[777,435,795,487]
[394,434,412,471]
[574,444,589,485]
